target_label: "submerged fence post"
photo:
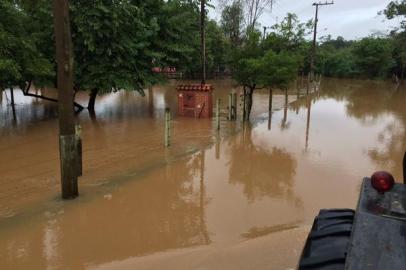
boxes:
[75,124,82,177]
[232,92,237,120]
[164,108,171,147]
[241,88,247,122]
[228,93,232,120]
[306,73,310,95]
[216,99,220,130]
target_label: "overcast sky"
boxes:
[209,0,402,40]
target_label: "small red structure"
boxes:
[177,84,213,118]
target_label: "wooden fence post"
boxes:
[216,99,220,130]
[228,93,232,120]
[164,108,171,147]
[306,73,310,95]
[59,135,78,198]
[232,92,237,120]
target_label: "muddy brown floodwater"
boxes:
[0,79,405,270]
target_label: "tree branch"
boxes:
[22,81,85,112]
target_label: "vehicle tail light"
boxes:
[371,171,395,194]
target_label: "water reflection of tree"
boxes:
[350,84,406,176]
[228,125,300,204]
[324,79,406,177]
[0,92,58,136]
[0,151,210,269]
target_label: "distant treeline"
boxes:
[0,0,404,107]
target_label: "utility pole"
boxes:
[262,26,272,41]
[310,1,334,81]
[201,0,206,84]
[53,0,79,199]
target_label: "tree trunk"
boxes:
[10,87,17,125]
[268,88,273,116]
[53,0,78,199]
[21,81,84,111]
[282,89,288,127]
[401,62,405,84]
[242,86,246,121]
[246,87,254,120]
[10,87,15,106]
[305,95,312,151]
[88,88,99,113]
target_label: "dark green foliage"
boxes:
[352,38,393,79]
[232,32,298,90]
[0,0,53,90]
[231,29,299,119]
[383,1,406,82]
[260,51,298,90]
[320,48,357,78]
[231,31,263,89]
[70,0,158,94]
[317,35,397,80]
[384,0,406,18]
[206,20,230,74]
[141,0,200,71]
[265,13,312,72]
[2,0,405,114]
[220,0,244,46]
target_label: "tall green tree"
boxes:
[383,0,406,83]
[70,0,159,112]
[0,0,53,93]
[265,13,312,73]
[220,0,244,46]
[231,30,298,120]
[260,50,298,90]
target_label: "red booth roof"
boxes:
[176,84,213,92]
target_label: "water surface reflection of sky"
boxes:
[0,79,405,270]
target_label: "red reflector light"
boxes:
[371,171,395,194]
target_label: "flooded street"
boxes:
[0,79,405,269]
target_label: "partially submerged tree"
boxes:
[261,50,298,91]
[5,0,203,113]
[231,31,263,119]
[71,0,159,113]
[265,13,312,74]
[261,50,298,127]
[231,30,298,120]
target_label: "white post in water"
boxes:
[75,124,82,177]
[216,99,220,130]
[232,92,237,120]
[164,108,171,147]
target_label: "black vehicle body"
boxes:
[298,153,406,270]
